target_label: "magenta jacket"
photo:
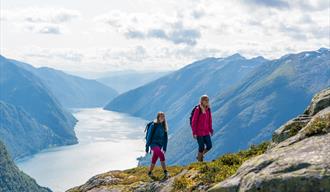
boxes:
[191,105,213,136]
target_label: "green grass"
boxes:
[284,121,306,138]
[172,142,270,191]
[304,114,330,137]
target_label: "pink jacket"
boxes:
[191,105,213,136]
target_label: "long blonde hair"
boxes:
[154,111,168,132]
[200,95,210,112]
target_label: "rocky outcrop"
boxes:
[67,168,191,192]
[209,88,330,192]
[273,88,330,143]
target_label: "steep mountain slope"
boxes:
[105,54,267,130]
[0,101,54,159]
[168,48,330,165]
[0,55,77,159]
[10,59,118,108]
[0,140,51,192]
[68,88,330,192]
[97,70,171,93]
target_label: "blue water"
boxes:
[17,108,147,192]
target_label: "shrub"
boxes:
[304,114,330,137]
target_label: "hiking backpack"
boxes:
[189,105,210,127]
[145,121,156,142]
[189,105,200,127]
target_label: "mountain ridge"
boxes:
[0,55,77,159]
[8,57,118,108]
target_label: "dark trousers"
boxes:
[196,135,212,152]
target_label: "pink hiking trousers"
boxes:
[151,146,165,164]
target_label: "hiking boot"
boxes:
[148,171,154,178]
[196,152,204,162]
[162,170,169,180]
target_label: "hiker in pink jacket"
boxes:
[191,95,213,162]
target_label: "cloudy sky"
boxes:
[1,0,329,75]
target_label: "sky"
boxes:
[1,0,329,75]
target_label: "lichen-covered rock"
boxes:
[272,114,311,143]
[67,167,187,192]
[272,88,330,143]
[209,89,330,192]
[304,88,330,116]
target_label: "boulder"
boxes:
[209,89,330,192]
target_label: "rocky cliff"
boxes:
[68,88,330,192]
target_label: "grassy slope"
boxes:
[69,142,270,192]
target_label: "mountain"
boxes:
[105,48,330,165]
[97,70,171,93]
[0,101,54,159]
[68,88,330,192]
[167,48,330,164]
[0,55,77,159]
[105,54,267,129]
[9,59,118,108]
[0,140,51,192]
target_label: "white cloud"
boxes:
[95,10,201,46]
[1,0,329,73]
[1,7,80,34]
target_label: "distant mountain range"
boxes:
[0,55,77,160]
[105,48,330,165]
[97,70,171,93]
[10,59,118,108]
[0,140,50,192]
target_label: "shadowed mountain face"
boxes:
[0,55,77,159]
[0,141,51,192]
[10,59,118,108]
[0,101,54,159]
[105,54,267,129]
[105,48,330,165]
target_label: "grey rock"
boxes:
[209,89,330,192]
[273,88,330,143]
[304,88,330,116]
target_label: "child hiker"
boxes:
[145,112,169,179]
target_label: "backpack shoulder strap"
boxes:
[196,105,201,122]
[149,122,157,142]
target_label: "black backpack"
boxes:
[189,105,210,127]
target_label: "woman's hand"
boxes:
[145,146,149,154]
[193,135,197,139]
